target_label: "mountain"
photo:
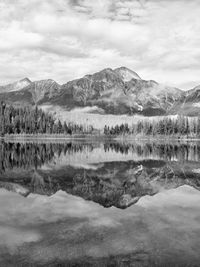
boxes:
[49,67,183,115]
[0,77,31,93]
[169,85,200,116]
[0,79,61,106]
[0,66,199,116]
[22,79,61,103]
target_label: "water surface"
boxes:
[0,140,199,266]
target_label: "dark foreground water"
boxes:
[0,140,199,266]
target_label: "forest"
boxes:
[104,116,200,137]
[1,101,200,138]
[0,102,94,136]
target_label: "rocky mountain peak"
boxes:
[114,66,141,82]
[20,77,32,83]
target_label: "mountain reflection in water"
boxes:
[0,140,200,208]
[0,140,200,266]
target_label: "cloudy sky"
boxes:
[0,0,200,89]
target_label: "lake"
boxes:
[0,140,199,266]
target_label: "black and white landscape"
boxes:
[0,0,200,266]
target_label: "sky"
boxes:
[0,0,200,90]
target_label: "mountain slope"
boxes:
[49,67,183,115]
[22,79,61,104]
[123,79,183,115]
[0,79,61,106]
[169,85,200,116]
[0,78,31,93]
[53,68,125,111]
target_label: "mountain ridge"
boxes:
[0,66,199,116]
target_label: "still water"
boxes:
[0,140,199,266]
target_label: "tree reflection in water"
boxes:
[0,140,200,208]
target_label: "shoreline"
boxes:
[1,134,200,142]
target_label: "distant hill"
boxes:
[0,66,200,116]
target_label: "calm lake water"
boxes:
[0,140,200,266]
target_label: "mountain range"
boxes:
[0,66,200,116]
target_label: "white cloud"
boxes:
[0,0,200,89]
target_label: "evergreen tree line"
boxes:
[0,102,94,136]
[104,116,200,137]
